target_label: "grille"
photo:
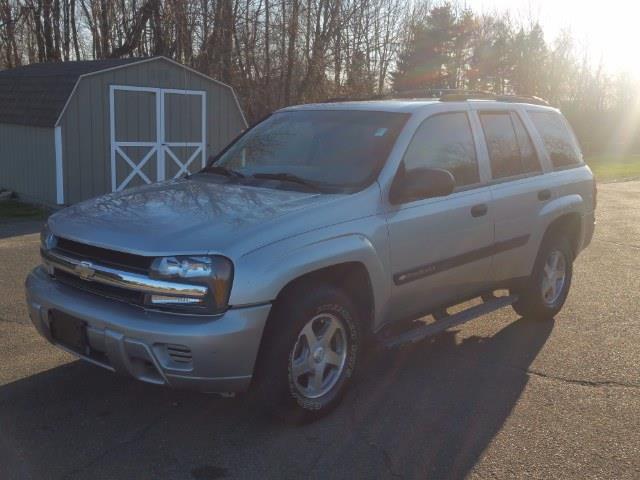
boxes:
[166,344,193,364]
[55,237,153,273]
[55,269,145,306]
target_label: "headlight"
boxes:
[40,223,57,251]
[40,224,57,275]
[148,255,233,313]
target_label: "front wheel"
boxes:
[252,283,362,422]
[512,235,573,319]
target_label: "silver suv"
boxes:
[26,95,596,420]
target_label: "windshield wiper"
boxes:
[203,165,245,178]
[251,172,322,192]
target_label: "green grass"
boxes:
[0,200,48,219]
[586,154,640,182]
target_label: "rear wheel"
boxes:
[252,283,361,422]
[512,235,573,319]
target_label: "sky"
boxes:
[466,0,639,75]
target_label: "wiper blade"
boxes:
[204,165,245,178]
[251,172,322,191]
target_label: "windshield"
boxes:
[207,110,409,192]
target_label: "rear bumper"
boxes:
[25,267,270,393]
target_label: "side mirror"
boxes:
[391,167,456,203]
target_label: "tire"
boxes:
[512,234,573,319]
[251,282,362,423]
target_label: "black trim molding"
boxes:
[393,235,530,286]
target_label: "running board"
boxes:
[382,295,518,349]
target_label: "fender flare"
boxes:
[229,233,389,326]
[523,194,585,274]
[538,194,584,221]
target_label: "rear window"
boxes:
[529,111,582,168]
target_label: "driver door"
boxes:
[385,111,494,322]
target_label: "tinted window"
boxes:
[480,112,542,179]
[512,113,541,173]
[212,110,408,191]
[403,113,479,186]
[480,112,521,179]
[529,111,582,168]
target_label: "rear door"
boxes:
[472,106,548,283]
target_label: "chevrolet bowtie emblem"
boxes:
[75,261,96,281]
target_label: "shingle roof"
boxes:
[0,58,148,128]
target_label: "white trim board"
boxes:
[54,126,64,205]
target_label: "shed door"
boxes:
[110,86,207,192]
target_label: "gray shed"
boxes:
[0,56,247,206]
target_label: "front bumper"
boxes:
[25,267,270,393]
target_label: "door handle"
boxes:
[470,204,488,217]
[538,189,552,201]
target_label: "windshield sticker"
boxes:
[374,128,388,137]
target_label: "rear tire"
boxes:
[252,282,362,423]
[512,235,573,319]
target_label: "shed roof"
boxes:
[0,58,149,128]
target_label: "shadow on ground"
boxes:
[0,316,553,480]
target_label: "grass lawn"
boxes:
[0,200,48,219]
[585,154,640,182]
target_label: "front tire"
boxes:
[252,282,362,422]
[512,234,573,319]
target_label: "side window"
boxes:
[529,111,582,168]
[479,112,521,179]
[511,112,542,174]
[403,112,479,187]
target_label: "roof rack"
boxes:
[322,93,388,103]
[321,90,550,106]
[437,91,550,106]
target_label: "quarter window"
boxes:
[529,111,582,168]
[403,112,479,187]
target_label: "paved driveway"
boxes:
[0,183,638,479]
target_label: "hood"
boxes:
[49,176,339,256]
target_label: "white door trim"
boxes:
[161,89,207,176]
[109,85,207,191]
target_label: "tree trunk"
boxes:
[42,0,55,60]
[264,0,270,93]
[99,0,110,57]
[284,0,299,104]
[70,0,80,59]
[62,0,70,60]
[109,0,155,58]
[53,0,61,59]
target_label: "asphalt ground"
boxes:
[0,181,638,479]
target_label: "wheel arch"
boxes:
[230,233,389,331]
[542,211,582,257]
[273,261,375,332]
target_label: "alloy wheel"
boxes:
[541,249,567,306]
[289,313,348,399]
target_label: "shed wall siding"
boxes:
[0,123,56,204]
[60,58,246,204]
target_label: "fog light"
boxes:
[149,295,202,305]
